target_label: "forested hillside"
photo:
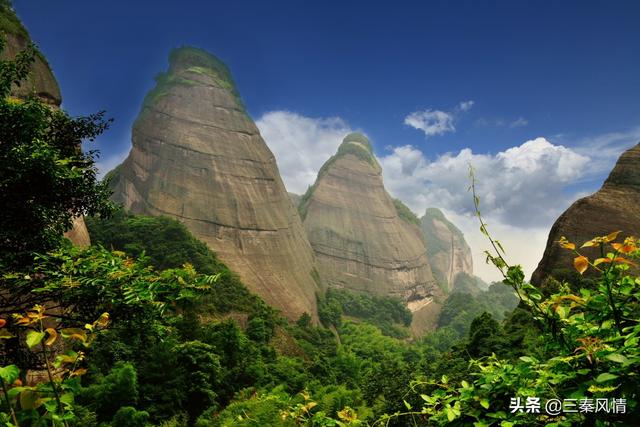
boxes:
[2,3,640,425]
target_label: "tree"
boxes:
[0,35,114,268]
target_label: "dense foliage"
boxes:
[2,31,639,427]
[0,36,113,269]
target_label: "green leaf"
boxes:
[26,331,45,349]
[420,394,434,404]
[605,353,629,364]
[403,399,412,410]
[595,373,618,383]
[480,398,490,409]
[446,405,456,422]
[0,365,20,383]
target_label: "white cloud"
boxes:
[457,100,475,112]
[444,210,550,283]
[379,137,595,282]
[380,137,590,228]
[570,126,640,180]
[256,111,354,194]
[255,109,634,282]
[404,100,474,138]
[404,110,455,137]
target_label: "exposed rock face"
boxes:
[1,1,89,246]
[289,192,302,209]
[421,208,474,293]
[108,47,321,321]
[532,143,640,284]
[301,133,442,332]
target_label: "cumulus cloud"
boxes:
[379,137,589,229]
[249,110,640,282]
[404,110,455,137]
[404,100,474,138]
[379,137,597,282]
[256,111,354,194]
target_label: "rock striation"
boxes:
[532,143,640,284]
[108,47,321,321]
[300,133,442,332]
[421,208,474,294]
[1,1,89,246]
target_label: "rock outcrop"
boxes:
[108,47,321,321]
[532,143,640,284]
[1,1,89,246]
[421,208,474,293]
[300,133,442,332]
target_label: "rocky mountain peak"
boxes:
[302,135,442,334]
[109,47,321,321]
[532,142,640,285]
[603,143,640,190]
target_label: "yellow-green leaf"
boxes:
[26,331,45,349]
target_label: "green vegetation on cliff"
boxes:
[0,0,27,39]
[141,46,244,111]
[421,207,466,256]
[3,27,640,427]
[318,288,412,338]
[392,198,421,227]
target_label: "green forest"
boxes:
[1,19,640,427]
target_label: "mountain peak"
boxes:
[335,132,378,167]
[603,142,640,190]
[168,46,234,83]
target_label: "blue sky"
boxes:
[14,0,640,281]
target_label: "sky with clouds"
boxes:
[15,0,640,282]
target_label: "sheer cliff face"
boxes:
[532,143,640,284]
[301,134,442,331]
[108,47,321,321]
[421,208,473,293]
[1,2,89,246]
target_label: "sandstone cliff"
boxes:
[421,208,474,293]
[1,1,90,246]
[301,133,442,333]
[532,143,640,284]
[108,47,321,321]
